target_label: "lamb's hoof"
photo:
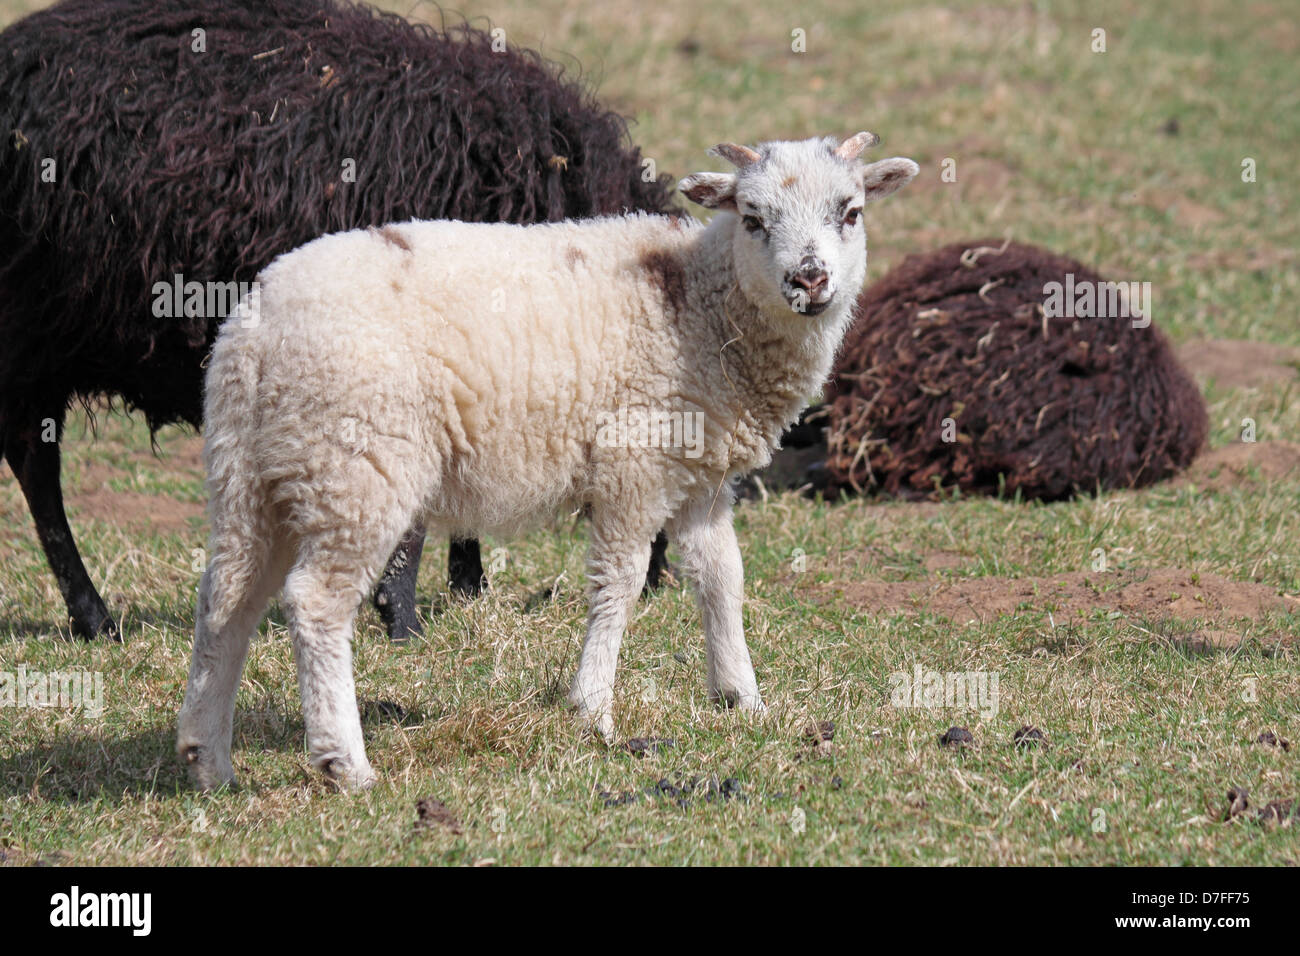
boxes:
[321,756,377,792]
[713,689,767,714]
[571,707,615,745]
[179,744,237,791]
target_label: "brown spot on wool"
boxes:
[782,175,798,188]
[375,225,412,252]
[565,246,586,270]
[639,247,688,314]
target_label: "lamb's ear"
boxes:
[861,157,920,202]
[678,172,738,211]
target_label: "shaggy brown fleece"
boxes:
[819,239,1207,500]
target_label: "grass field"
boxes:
[1,0,1296,865]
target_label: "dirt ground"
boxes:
[795,436,1299,635]
[63,435,207,533]
[1176,338,1300,390]
[803,565,1298,636]
[1177,440,1300,492]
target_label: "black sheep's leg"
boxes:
[448,538,486,597]
[372,524,426,642]
[643,530,671,594]
[3,418,118,640]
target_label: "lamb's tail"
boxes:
[199,316,273,628]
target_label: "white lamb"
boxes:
[177,133,918,790]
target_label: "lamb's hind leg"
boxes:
[568,508,656,741]
[667,489,763,712]
[178,542,291,790]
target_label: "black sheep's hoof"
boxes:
[448,571,486,599]
[447,539,486,599]
[70,603,120,642]
[380,607,422,643]
[373,591,423,643]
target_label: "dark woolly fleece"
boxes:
[822,239,1207,500]
[0,0,675,637]
[0,0,673,424]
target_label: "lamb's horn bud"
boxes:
[710,143,762,168]
[834,131,881,161]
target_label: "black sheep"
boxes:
[0,0,673,640]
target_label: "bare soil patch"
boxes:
[1178,441,1300,491]
[1176,339,1300,390]
[804,566,1298,628]
[65,435,206,533]
[1137,187,1225,228]
[1185,246,1293,274]
[67,488,205,534]
[922,550,968,572]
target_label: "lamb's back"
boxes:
[240,214,702,528]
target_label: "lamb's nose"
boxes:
[791,259,829,295]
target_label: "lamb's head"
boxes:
[679,133,918,318]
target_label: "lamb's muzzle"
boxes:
[177,133,919,788]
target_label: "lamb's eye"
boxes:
[843,207,862,228]
[743,214,766,235]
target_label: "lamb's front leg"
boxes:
[668,490,763,712]
[569,515,653,742]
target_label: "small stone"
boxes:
[1257,799,1296,826]
[1255,731,1292,752]
[415,798,462,834]
[600,789,639,809]
[939,727,974,748]
[623,737,675,757]
[1013,725,1046,747]
[1224,786,1250,820]
[654,777,681,799]
[803,720,836,743]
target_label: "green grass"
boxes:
[1,0,1297,865]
